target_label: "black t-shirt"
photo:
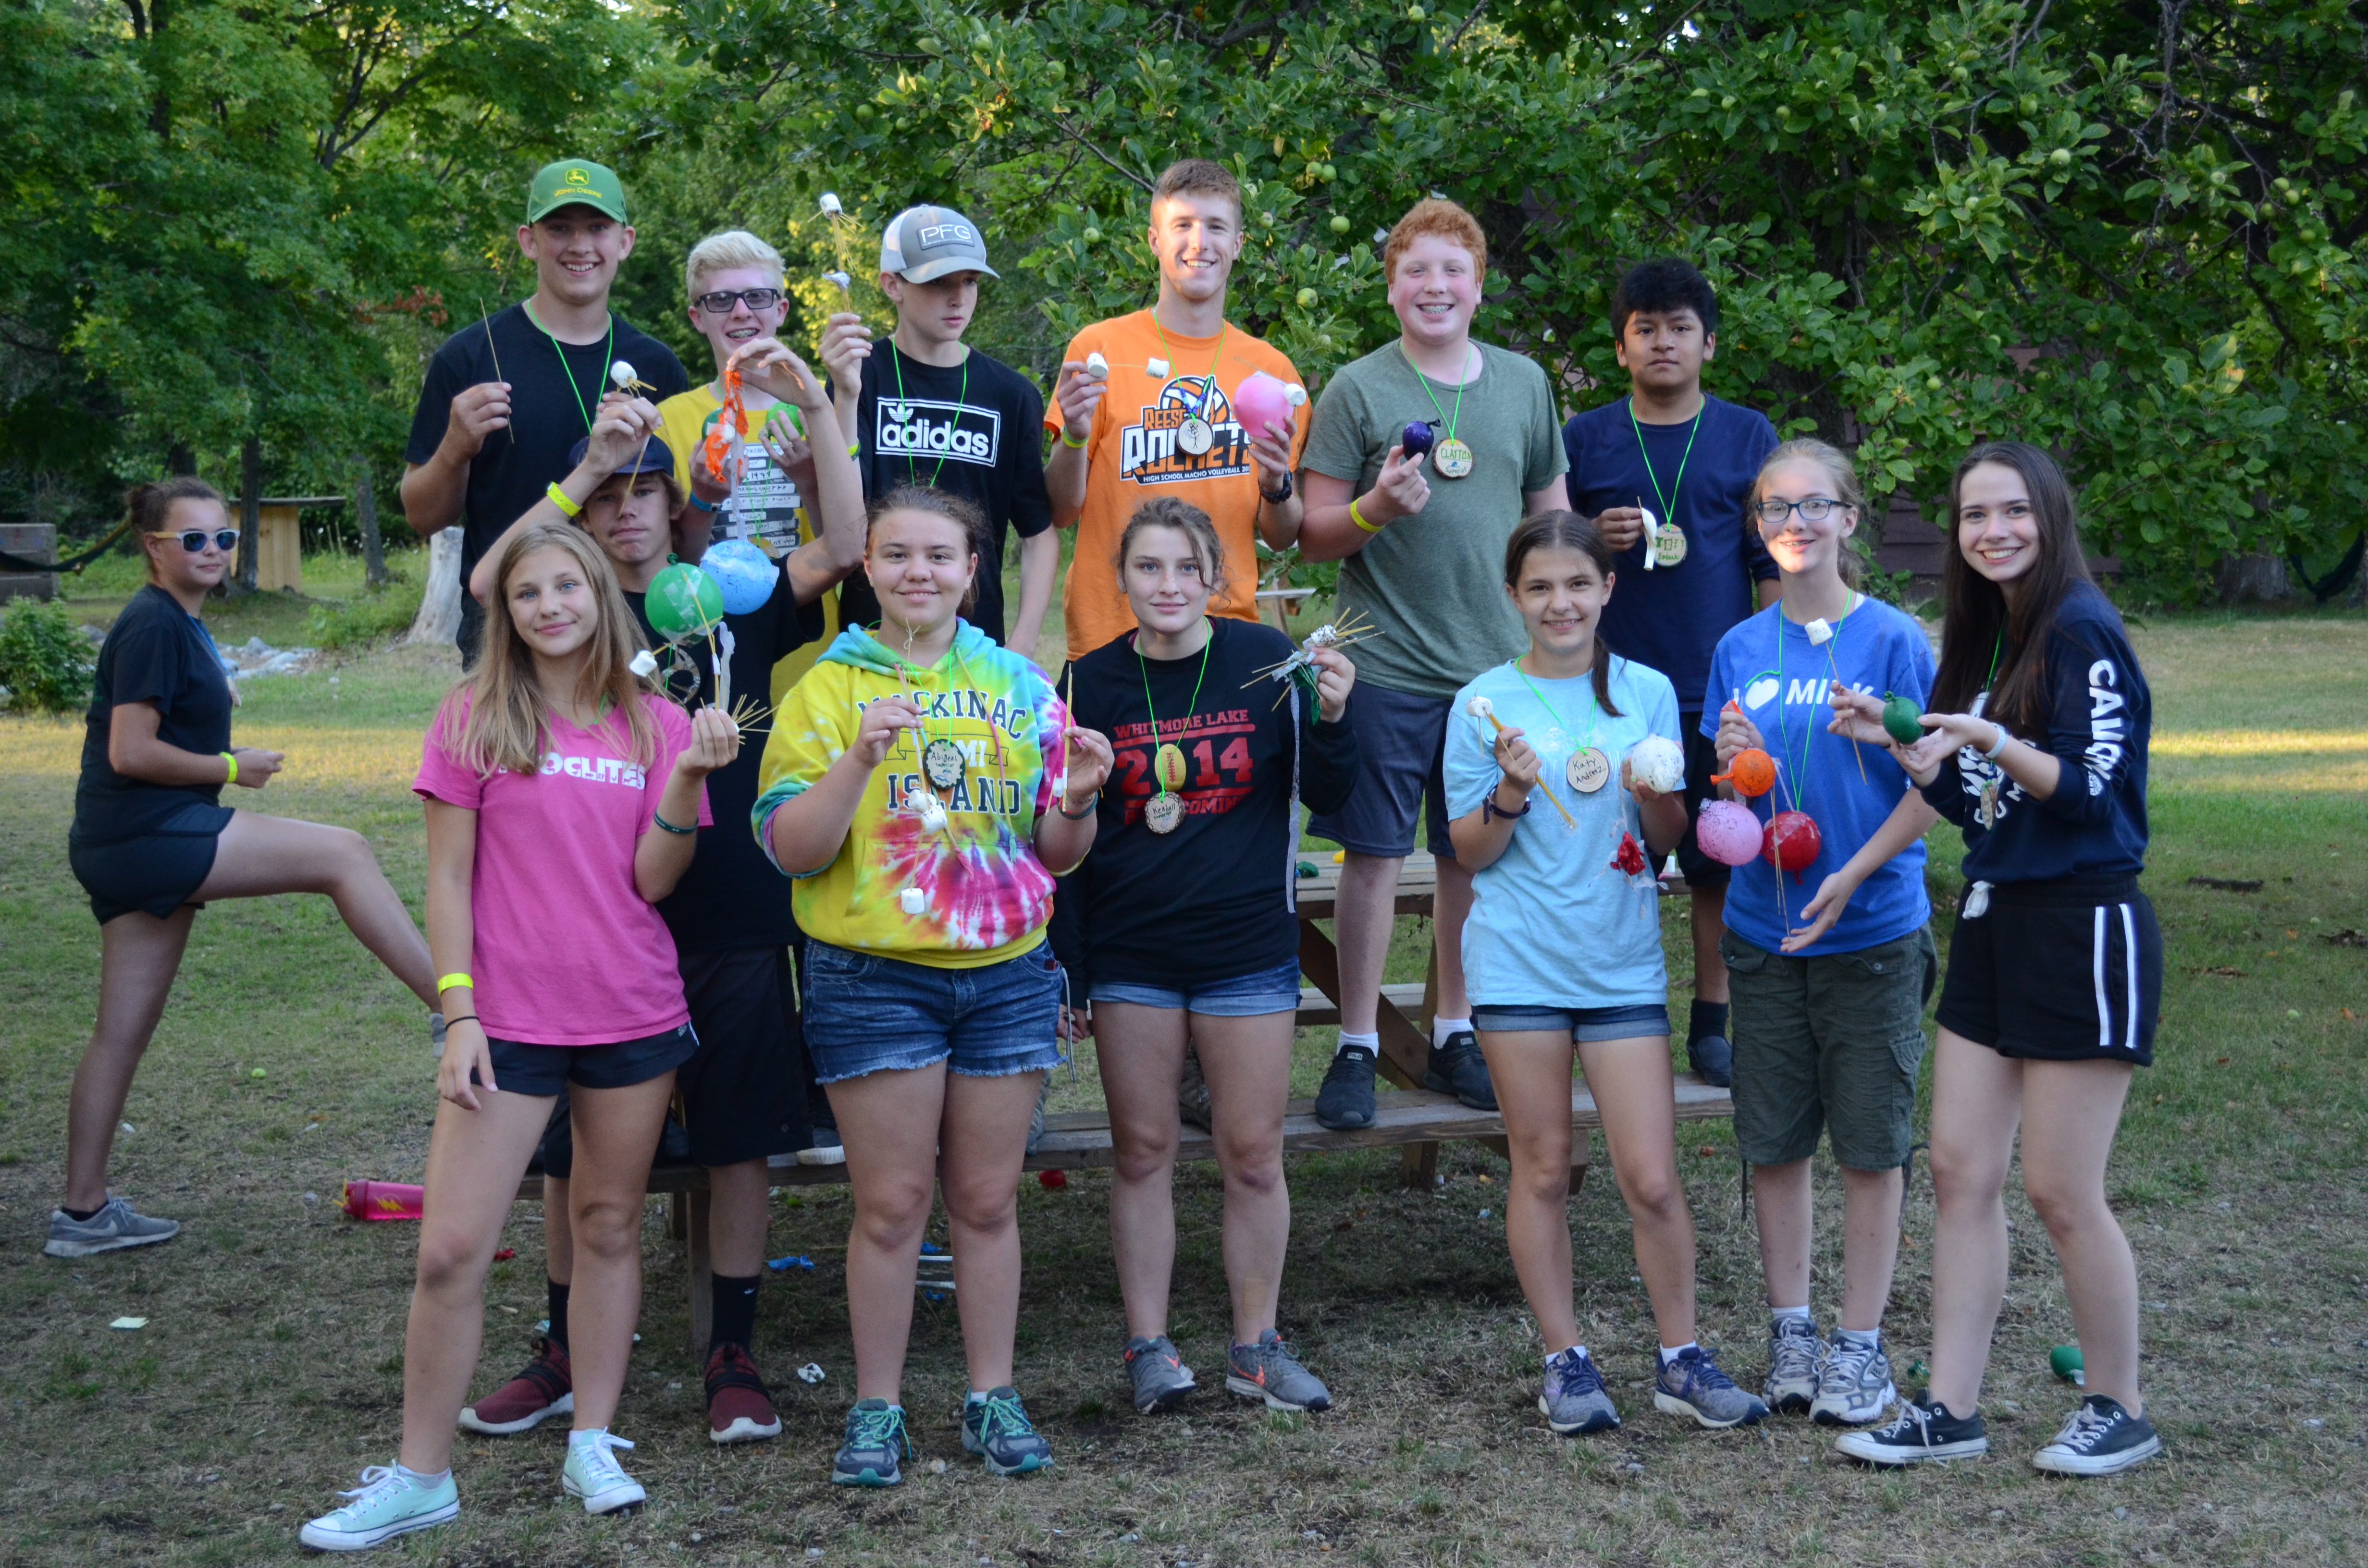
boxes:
[1053,617,1359,989]
[407,303,689,662]
[73,585,234,845]
[623,577,824,953]
[840,343,1053,644]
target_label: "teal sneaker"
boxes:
[561,1431,645,1515]
[297,1465,458,1551]
[831,1398,910,1486]
[961,1386,1052,1475]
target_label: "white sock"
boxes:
[1545,1344,1589,1369]
[1432,1016,1473,1048]
[1834,1325,1880,1349]
[1770,1304,1813,1329]
[965,1390,988,1406]
[1335,1029,1379,1059]
[1659,1341,1698,1367]
[395,1463,448,1487]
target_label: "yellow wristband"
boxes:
[846,441,862,457]
[437,973,474,994]
[1060,427,1089,449]
[1350,497,1385,533]
[221,751,237,784]
[545,482,581,518]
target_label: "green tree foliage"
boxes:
[672,0,2368,600]
[0,596,95,712]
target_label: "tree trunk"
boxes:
[2214,551,2289,605]
[235,436,261,594]
[407,527,462,645]
[168,443,196,477]
[354,457,388,588]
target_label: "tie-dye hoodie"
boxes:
[752,619,1065,968]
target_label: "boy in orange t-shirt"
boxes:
[1044,159,1306,660]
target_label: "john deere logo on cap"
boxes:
[565,169,592,187]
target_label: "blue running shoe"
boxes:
[1539,1348,1620,1434]
[831,1399,910,1486]
[961,1386,1052,1475]
[1653,1345,1769,1428]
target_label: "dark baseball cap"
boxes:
[567,434,675,476]
[878,205,998,283]
[528,159,628,224]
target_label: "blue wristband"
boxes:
[688,493,719,514]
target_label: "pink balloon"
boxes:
[1695,799,1762,867]
[1232,370,1293,440]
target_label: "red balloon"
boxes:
[1036,1168,1068,1190]
[1762,811,1821,879]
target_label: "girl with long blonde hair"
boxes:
[301,521,740,1549]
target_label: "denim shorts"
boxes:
[476,1022,699,1097]
[801,938,1065,1084]
[1090,957,1303,1017]
[1471,1003,1672,1043]
[1304,682,1456,860]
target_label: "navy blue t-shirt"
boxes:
[1918,581,2149,885]
[72,585,235,846]
[1564,394,1779,711]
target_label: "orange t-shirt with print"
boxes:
[1046,311,1306,658]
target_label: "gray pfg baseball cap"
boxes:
[879,205,999,283]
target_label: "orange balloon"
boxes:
[1714,747,1776,798]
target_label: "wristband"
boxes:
[652,811,697,836]
[1056,789,1099,820]
[1259,471,1294,504]
[1350,497,1384,533]
[1060,428,1089,449]
[221,751,237,784]
[1982,723,2012,761]
[1481,787,1532,824]
[545,482,581,518]
[847,441,862,457]
[442,1014,478,1029]
[688,492,719,514]
[437,973,474,994]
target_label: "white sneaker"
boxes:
[562,1431,646,1515]
[795,1140,845,1166]
[298,1465,458,1551]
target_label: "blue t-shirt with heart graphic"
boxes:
[1700,597,1937,956]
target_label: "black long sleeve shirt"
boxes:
[1057,617,1359,990]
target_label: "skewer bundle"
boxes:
[1243,609,1382,709]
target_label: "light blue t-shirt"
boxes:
[1699,596,1938,956]
[1445,655,1682,1010]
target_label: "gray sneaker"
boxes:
[1652,1345,1769,1429]
[45,1195,179,1259]
[1764,1318,1825,1415]
[1811,1333,1896,1426]
[1123,1335,1198,1413]
[1225,1329,1331,1412]
[1177,1048,1213,1132]
[1539,1348,1620,1434]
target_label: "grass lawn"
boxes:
[1,576,2363,1567]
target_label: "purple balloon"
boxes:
[1400,420,1436,459]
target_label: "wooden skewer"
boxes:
[1474,708,1581,831]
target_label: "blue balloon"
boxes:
[699,537,778,615]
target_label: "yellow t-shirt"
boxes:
[1046,311,1306,658]
[657,384,836,697]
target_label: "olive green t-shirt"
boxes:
[1301,340,1567,699]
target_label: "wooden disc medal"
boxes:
[1137,625,1211,836]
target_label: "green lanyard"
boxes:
[889,340,971,490]
[1508,655,1599,758]
[523,302,615,436]
[1769,603,1855,803]
[1137,625,1211,794]
[1150,311,1226,420]
[1401,343,1469,444]
[1628,398,1702,527]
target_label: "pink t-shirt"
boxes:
[414,692,711,1046]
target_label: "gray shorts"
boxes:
[1723,926,1936,1171]
[1304,681,1455,859]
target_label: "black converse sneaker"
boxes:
[1834,1392,1988,1465]
[2031,1394,2162,1476]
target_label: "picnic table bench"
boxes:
[515,852,1733,1356]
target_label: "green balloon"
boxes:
[647,561,725,637]
[1881,690,1924,745]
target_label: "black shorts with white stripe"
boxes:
[1935,875,2161,1067]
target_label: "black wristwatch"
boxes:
[1259,471,1294,504]
[1480,787,1532,824]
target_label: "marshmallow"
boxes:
[1283,383,1308,407]
[1085,351,1109,380]
[1146,356,1171,379]
[819,191,843,216]
[899,886,927,915]
[1465,695,1494,719]
[917,798,948,833]
[1806,618,1833,646]
[609,359,638,387]
[628,649,659,678]
[823,270,851,293]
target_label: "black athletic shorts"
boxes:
[1936,876,2160,1067]
[1671,717,1729,890]
[478,1023,699,1097]
[69,801,234,924]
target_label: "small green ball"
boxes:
[1296,287,1318,307]
[2049,147,2073,167]
[1926,375,1944,391]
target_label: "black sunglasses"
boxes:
[695,287,784,314]
[175,528,240,553]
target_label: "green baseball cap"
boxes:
[527,159,629,225]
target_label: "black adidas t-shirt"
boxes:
[841,343,1053,644]
[406,302,689,662]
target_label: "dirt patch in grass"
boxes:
[0,616,2363,1565]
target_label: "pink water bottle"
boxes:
[341,1179,425,1222]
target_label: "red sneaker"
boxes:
[458,1338,573,1435]
[705,1342,783,1444]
